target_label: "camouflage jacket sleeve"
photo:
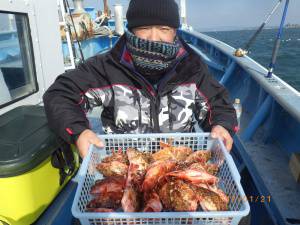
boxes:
[43,56,111,144]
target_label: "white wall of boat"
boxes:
[0,0,65,115]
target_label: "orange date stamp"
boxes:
[229,195,271,203]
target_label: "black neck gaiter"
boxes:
[125,30,181,78]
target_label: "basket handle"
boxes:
[51,141,76,185]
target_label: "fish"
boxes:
[96,161,128,177]
[158,180,198,212]
[86,193,123,210]
[193,183,229,211]
[143,192,163,212]
[166,169,219,185]
[102,147,129,165]
[126,148,151,187]
[152,145,192,162]
[188,162,220,175]
[142,160,177,192]
[121,185,140,212]
[184,150,212,165]
[90,176,126,196]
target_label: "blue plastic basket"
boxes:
[72,133,250,225]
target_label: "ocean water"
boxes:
[204,28,300,92]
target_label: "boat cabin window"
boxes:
[0,12,38,108]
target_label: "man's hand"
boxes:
[211,125,233,151]
[76,129,104,158]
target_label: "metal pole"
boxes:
[59,0,76,69]
[114,4,124,36]
[8,14,15,31]
[243,0,282,51]
[266,0,290,78]
[65,0,85,62]
[180,0,187,27]
[73,0,86,14]
[103,0,109,17]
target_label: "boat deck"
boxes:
[237,113,300,224]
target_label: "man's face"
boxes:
[132,25,176,43]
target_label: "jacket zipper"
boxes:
[158,70,200,96]
[136,92,142,133]
[152,97,160,132]
[110,55,201,133]
[110,57,159,131]
[110,56,157,98]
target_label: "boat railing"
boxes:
[179,29,300,123]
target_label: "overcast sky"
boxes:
[83,0,300,31]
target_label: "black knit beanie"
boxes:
[126,0,180,30]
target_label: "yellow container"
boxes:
[0,144,78,225]
[0,106,79,225]
[0,156,75,225]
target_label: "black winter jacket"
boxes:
[43,36,237,143]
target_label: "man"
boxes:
[43,0,237,158]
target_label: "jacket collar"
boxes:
[109,34,127,63]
